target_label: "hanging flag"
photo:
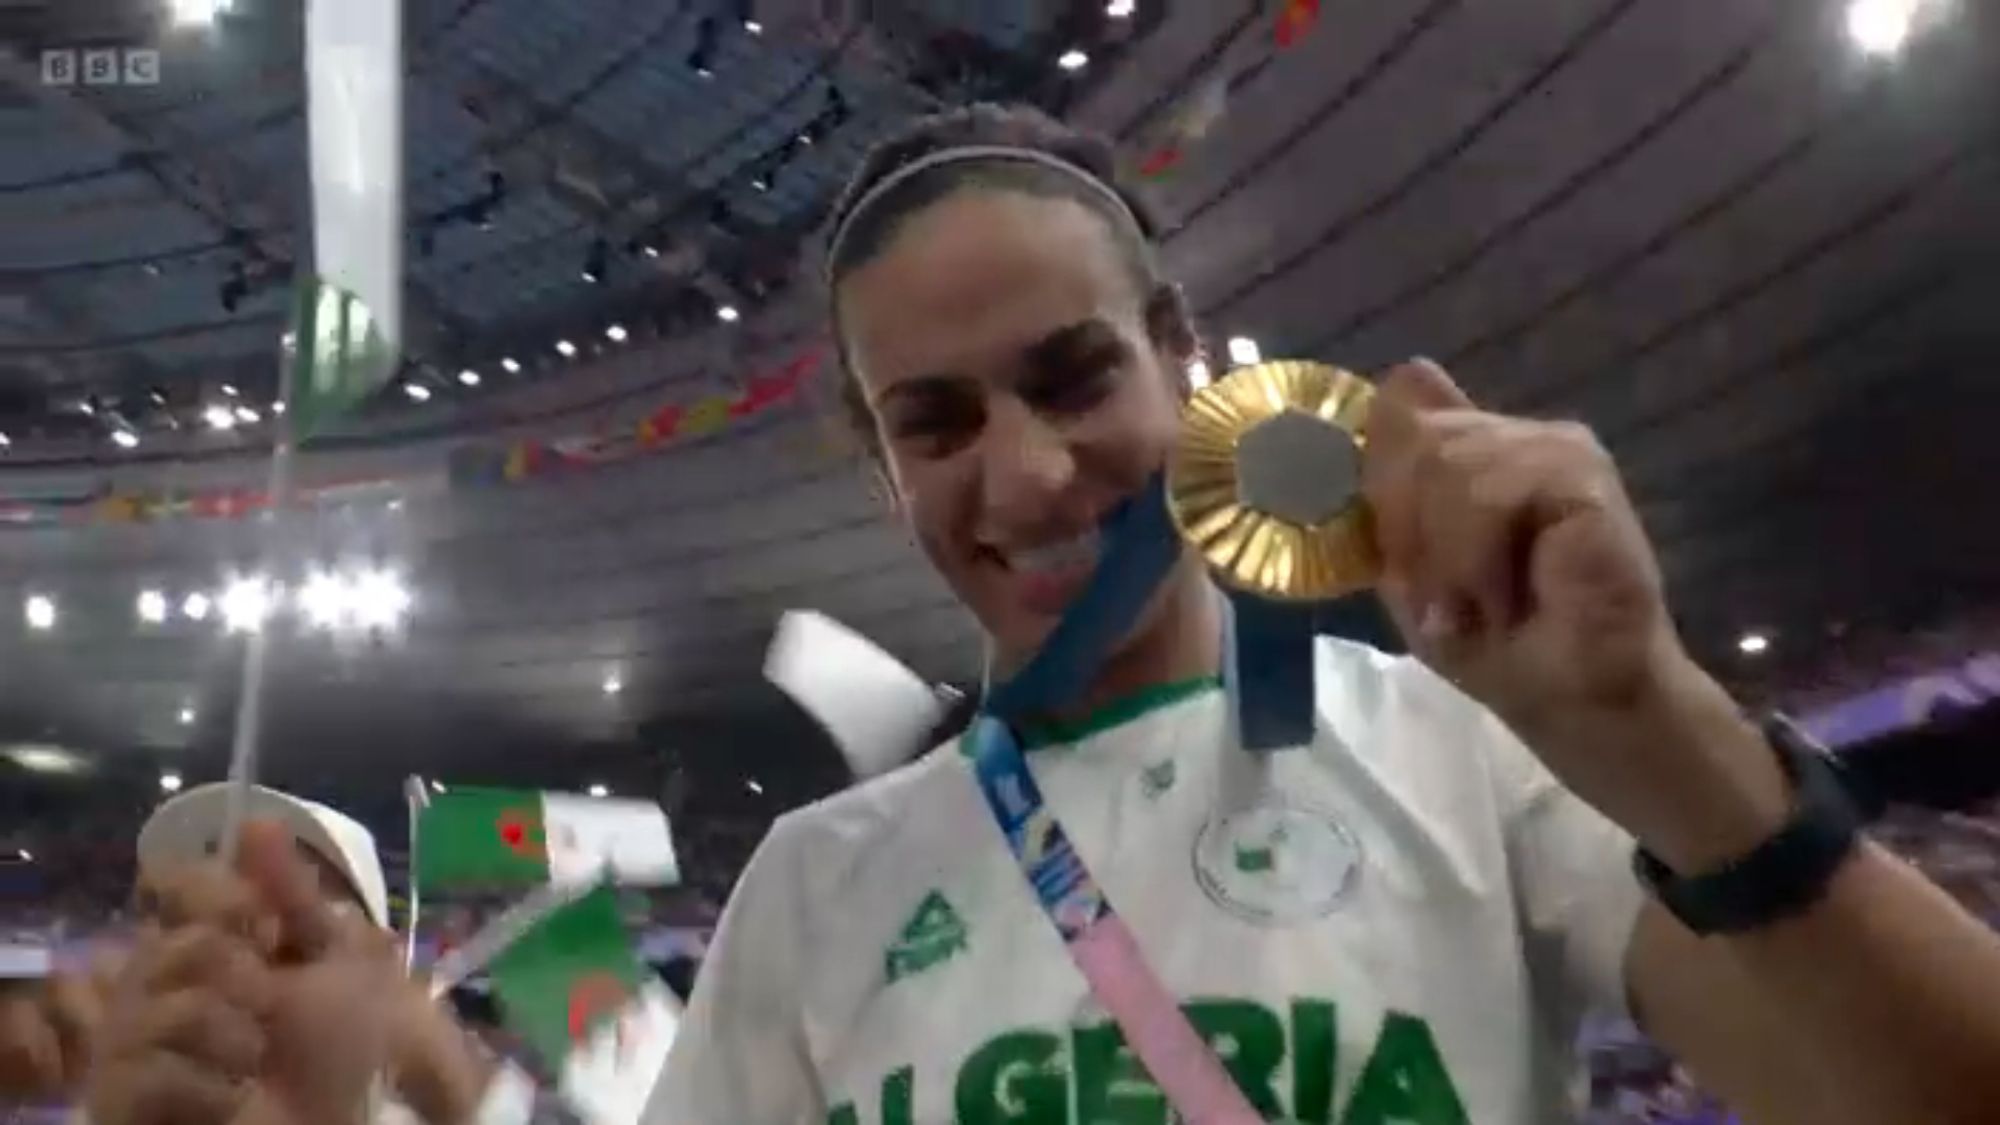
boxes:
[1275,0,1322,48]
[1168,73,1231,141]
[680,394,733,438]
[1137,145,1184,179]
[286,277,397,439]
[1134,75,1228,180]
[414,788,678,892]
[294,0,404,438]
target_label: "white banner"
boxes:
[306,0,404,350]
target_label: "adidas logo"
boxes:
[884,890,968,983]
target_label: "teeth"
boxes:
[1010,531,1100,573]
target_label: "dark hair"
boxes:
[824,103,1176,459]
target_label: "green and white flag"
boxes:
[415,788,678,892]
[286,277,395,439]
[485,885,680,1121]
[558,977,682,1124]
[295,0,403,437]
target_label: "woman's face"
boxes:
[837,189,1187,665]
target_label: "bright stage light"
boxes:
[298,570,352,630]
[1847,0,1920,55]
[5,745,82,775]
[1737,631,1771,656]
[220,576,274,633]
[1186,359,1213,391]
[160,771,183,793]
[351,569,412,629]
[205,405,238,431]
[182,591,212,621]
[1226,336,1262,367]
[24,595,55,631]
[586,783,609,798]
[137,589,168,624]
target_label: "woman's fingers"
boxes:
[89,1049,250,1125]
[85,917,272,1125]
[235,819,337,964]
[136,989,265,1079]
[0,987,64,1098]
[130,926,273,1015]
[43,970,106,1090]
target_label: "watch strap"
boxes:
[1634,714,1861,935]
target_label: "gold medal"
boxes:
[1168,360,1380,602]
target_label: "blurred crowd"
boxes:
[1766,605,2000,716]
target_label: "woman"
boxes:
[651,104,2000,1124]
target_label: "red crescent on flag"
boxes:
[566,971,632,1046]
[496,809,543,859]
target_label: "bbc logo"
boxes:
[42,48,160,87]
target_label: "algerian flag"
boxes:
[765,610,945,779]
[559,978,681,1124]
[295,0,403,438]
[487,885,644,1063]
[415,788,677,893]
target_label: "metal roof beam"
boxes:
[0,54,466,363]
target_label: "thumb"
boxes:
[1376,357,1474,413]
[235,818,334,963]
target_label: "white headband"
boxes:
[825,144,1150,282]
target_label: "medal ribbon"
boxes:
[971,473,1265,1124]
[973,463,1398,1120]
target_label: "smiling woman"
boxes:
[652,101,2000,1125]
[825,106,1208,691]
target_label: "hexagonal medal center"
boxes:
[1235,409,1361,526]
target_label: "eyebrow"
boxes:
[872,317,1120,408]
[1021,318,1122,377]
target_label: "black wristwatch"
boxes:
[1633,713,1862,935]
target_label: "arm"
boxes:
[1359,359,2000,1125]
[1616,666,2000,1125]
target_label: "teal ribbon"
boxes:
[984,473,1401,750]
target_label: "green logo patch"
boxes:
[884,890,968,984]
[1234,843,1276,873]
